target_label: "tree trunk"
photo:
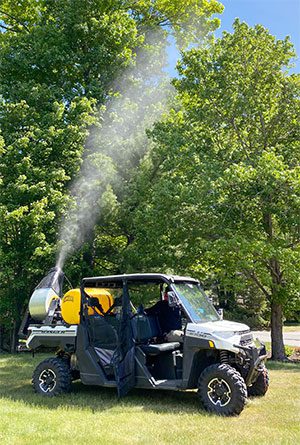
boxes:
[270,301,286,360]
[262,213,287,361]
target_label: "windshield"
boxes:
[173,282,219,323]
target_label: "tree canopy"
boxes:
[0,0,223,350]
[123,20,300,359]
[0,2,299,359]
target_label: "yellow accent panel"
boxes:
[209,340,215,348]
[61,288,113,325]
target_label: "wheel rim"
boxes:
[207,377,232,407]
[38,368,57,393]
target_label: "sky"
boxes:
[167,0,300,76]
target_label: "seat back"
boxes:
[88,315,118,350]
[132,314,161,343]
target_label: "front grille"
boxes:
[240,333,254,346]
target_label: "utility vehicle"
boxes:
[20,269,269,416]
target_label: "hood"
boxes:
[192,319,250,334]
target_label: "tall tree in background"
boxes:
[125,21,300,360]
[0,0,223,350]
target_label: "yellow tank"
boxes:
[61,288,114,325]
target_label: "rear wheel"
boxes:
[248,367,269,396]
[32,357,71,396]
[198,363,247,416]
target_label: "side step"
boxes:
[153,379,183,390]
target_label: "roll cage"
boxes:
[80,273,199,322]
[80,273,218,324]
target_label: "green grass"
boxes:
[263,342,297,358]
[0,353,299,445]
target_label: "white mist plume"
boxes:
[56,31,174,269]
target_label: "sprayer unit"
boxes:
[18,267,65,342]
[28,267,64,321]
[18,267,114,350]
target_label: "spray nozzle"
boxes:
[35,267,65,297]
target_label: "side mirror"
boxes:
[218,308,224,320]
[167,291,180,307]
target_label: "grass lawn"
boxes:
[0,353,299,445]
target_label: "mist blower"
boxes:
[28,267,65,322]
[18,266,113,348]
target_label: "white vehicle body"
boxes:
[185,320,255,354]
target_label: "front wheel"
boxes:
[198,363,247,416]
[32,357,72,396]
[248,367,269,396]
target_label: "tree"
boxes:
[124,20,300,360]
[0,0,223,350]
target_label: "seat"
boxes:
[88,315,118,349]
[88,316,118,377]
[131,314,180,356]
[140,342,180,356]
[131,314,161,343]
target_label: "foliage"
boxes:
[0,0,222,349]
[123,21,300,358]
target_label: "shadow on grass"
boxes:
[266,360,300,371]
[0,354,206,416]
[0,382,206,416]
[1,353,298,416]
